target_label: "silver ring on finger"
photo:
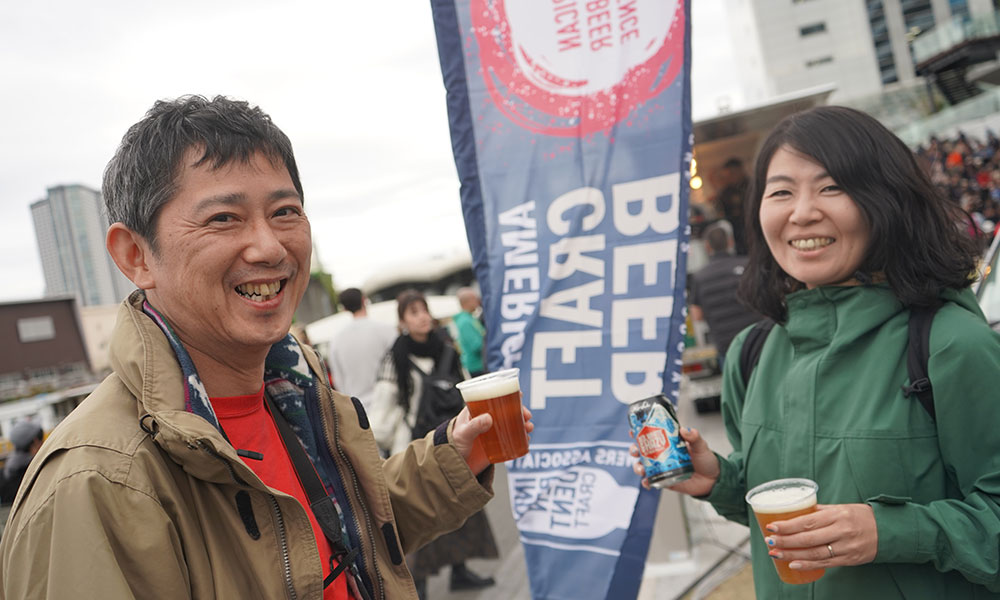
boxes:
[826,544,835,559]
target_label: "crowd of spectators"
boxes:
[915,130,1000,245]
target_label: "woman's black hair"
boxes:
[737,105,980,322]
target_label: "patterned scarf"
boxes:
[140,299,354,552]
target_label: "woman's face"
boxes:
[759,146,871,289]
[401,300,433,340]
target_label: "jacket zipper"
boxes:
[196,440,297,600]
[268,494,298,600]
[315,364,385,600]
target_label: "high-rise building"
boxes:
[724,0,995,105]
[31,184,133,307]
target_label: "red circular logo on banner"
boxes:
[471,0,684,137]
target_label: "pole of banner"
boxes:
[607,486,664,598]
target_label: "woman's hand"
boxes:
[763,503,878,570]
[452,403,533,475]
[630,426,720,496]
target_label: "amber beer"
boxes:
[455,368,528,463]
[745,478,825,585]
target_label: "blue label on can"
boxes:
[628,396,693,484]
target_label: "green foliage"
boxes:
[312,271,338,313]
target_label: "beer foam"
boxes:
[748,485,816,513]
[456,371,520,402]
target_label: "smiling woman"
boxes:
[739,105,980,322]
[759,146,871,290]
[632,106,1000,600]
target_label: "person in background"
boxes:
[635,106,1000,598]
[714,157,750,255]
[0,421,44,504]
[328,287,396,409]
[370,289,498,599]
[0,95,531,600]
[687,220,760,362]
[451,287,487,378]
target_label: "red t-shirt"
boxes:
[211,387,352,600]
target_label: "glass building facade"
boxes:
[31,185,133,306]
[867,0,898,84]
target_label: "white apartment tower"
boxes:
[725,0,998,104]
[31,184,133,307]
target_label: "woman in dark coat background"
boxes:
[370,289,499,599]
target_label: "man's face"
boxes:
[141,149,311,361]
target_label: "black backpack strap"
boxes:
[264,393,372,599]
[434,344,457,379]
[901,305,939,420]
[264,392,348,553]
[740,319,775,387]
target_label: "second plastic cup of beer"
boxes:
[745,478,825,585]
[455,368,529,463]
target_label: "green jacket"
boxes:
[452,311,485,375]
[0,293,493,599]
[706,285,1000,599]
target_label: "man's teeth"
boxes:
[236,281,281,301]
[790,237,833,250]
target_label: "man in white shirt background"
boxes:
[329,288,397,409]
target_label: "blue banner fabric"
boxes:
[431,1,691,598]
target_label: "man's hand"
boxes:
[452,403,533,475]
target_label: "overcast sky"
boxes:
[0,1,742,303]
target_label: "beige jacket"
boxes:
[0,294,494,599]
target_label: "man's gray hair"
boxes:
[102,95,303,253]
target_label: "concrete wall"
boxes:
[750,0,882,102]
[78,303,121,373]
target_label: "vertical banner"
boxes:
[431,1,691,598]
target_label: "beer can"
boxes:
[628,394,694,488]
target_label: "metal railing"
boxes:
[845,80,942,131]
[912,10,1000,65]
[894,86,1000,147]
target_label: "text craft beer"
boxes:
[627,394,693,487]
[746,480,825,585]
[457,370,529,463]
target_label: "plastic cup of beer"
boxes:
[745,478,825,585]
[455,368,528,463]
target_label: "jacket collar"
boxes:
[782,284,983,353]
[138,297,316,437]
[109,291,322,486]
[783,285,901,353]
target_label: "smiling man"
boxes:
[0,96,527,600]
